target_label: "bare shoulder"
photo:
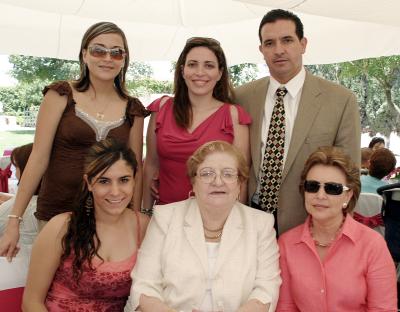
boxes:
[34,213,70,252]
[45,212,70,229]
[229,104,239,123]
[158,96,171,109]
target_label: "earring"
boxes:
[85,193,93,216]
[342,202,348,209]
[188,190,195,199]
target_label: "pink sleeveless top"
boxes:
[45,212,142,311]
[148,97,251,205]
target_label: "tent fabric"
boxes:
[0,0,400,65]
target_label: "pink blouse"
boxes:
[148,97,251,205]
[277,215,397,312]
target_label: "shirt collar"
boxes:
[269,66,306,98]
[298,214,358,246]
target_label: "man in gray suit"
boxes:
[235,9,361,234]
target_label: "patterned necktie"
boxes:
[258,86,288,213]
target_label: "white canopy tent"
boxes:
[0,0,400,65]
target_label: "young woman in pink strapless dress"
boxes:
[22,139,149,311]
[143,37,251,210]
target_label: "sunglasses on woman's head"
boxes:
[304,180,350,195]
[88,45,126,60]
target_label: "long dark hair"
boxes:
[61,138,138,280]
[173,37,234,128]
[73,21,130,99]
[11,143,40,195]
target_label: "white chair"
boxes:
[354,193,384,236]
[0,246,32,312]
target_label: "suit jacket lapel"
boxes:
[183,200,208,275]
[282,72,323,180]
[214,203,243,274]
[250,78,269,179]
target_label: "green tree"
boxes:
[340,56,400,134]
[9,55,79,83]
[306,57,400,136]
[127,61,153,80]
[127,79,173,97]
[229,63,258,87]
[0,80,46,114]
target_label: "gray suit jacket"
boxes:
[235,71,361,234]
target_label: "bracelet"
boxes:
[8,214,23,222]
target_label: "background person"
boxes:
[143,37,251,211]
[360,147,372,175]
[361,147,397,194]
[235,9,361,235]
[0,143,39,249]
[0,21,148,260]
[127,141,280,312]
[368,136,385,151]
[277,146,397,311]
[22,139,149,311]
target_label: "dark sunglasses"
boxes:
[88,45,126,60]
[304,180,350,195]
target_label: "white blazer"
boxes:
[126,198,281,311]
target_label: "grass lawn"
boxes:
[0,130,35,155]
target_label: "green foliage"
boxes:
[306,56,400,135]
[0,80,46,114]
[126,62,172,97]
[9,55,79,83]
[127,79,173,97]
[127,62,153,80]
[229,63,258,87]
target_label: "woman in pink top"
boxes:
[22,139,149,311]
[277,146,397,312]
[143,37,251,210]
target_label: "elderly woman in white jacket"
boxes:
[125,141,281,312]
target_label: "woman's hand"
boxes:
[0,193,13,204]
[0,219,20,261]
[238,299,269,312]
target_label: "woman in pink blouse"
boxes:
[143,37,251,211]
[277,146,397,312]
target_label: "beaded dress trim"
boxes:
[75,106,125,141]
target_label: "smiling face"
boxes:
[192,151,240,209]
[259,19,307,84]
[83,33,126,82]
[304,164,353,225]
[182,46,223,98]
[86,159,135,218]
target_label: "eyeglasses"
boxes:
[196,168,238,184]
[304,180,350,195]
[186,37,220,45]
[88,45,126,60]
